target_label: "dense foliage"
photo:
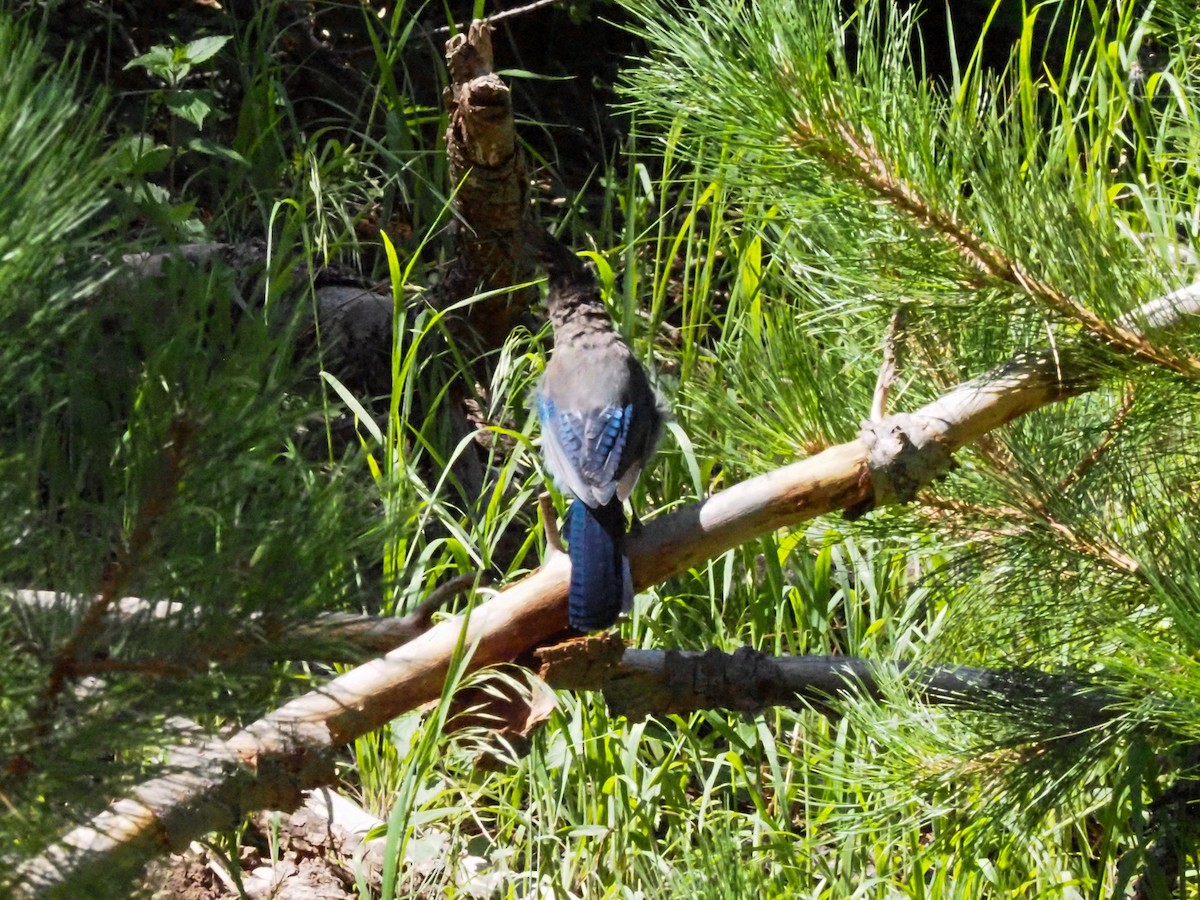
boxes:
[4,0,1200,896]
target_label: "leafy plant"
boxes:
[119,33,244,240]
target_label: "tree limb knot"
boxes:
[853,414,955,517]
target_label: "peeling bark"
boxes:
[535,641,1118,726]
[441,21,537,352]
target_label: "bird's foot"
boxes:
[539,492,566,555]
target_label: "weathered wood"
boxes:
[442,20,537,351]
[535,643,1117,725]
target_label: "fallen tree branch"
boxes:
[14,284,1200,895]
[117,241,398,404]
[4,574,479,668]
[535,637,1118,725]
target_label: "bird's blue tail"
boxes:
[564,499,631,631]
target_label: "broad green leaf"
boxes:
[114,134,171,175]
[124,44,173,76]
[183,35,231,65]
[166,90,216,128]
[185,137,248,166]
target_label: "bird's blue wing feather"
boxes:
[538,394,633,507]
[537,395,589,502]
[580,404,629,484]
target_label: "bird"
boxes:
[534,231,664,631]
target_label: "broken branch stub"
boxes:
[443,20,535,351]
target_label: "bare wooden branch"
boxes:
[442,20,537,352]
[4,574,478,667]
[15,281,1200,896]
[539,492,565,555]
[535,642,1118,725]
[1118,279,1200,335]
[427,0,565,38]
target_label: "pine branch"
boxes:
[73,658,194,679]
[913,381,1143,576]
[18,417,193,774]
[14,282,1200,897]
[1056,383,1137,494]
[792,115,1200,376]
[918,492,1142,577]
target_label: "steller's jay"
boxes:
[534,231,663,631]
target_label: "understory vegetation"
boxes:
[4,0,1200,896]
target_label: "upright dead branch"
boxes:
[442,20,536,352]
[870,306,907,421]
